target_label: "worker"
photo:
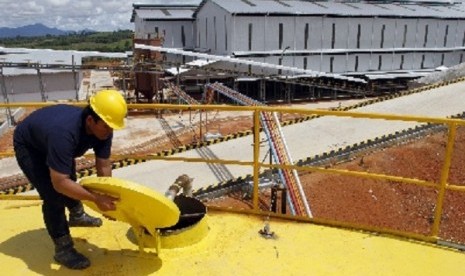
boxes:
[13,89,127,270]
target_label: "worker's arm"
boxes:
[50,168,116,211]
[95,157,112,177]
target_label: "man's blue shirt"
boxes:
[13,105,112,176]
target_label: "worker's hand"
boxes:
[93,193,118,212]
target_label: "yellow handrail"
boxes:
[1,102,465,246]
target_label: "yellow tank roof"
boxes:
[1,198,465,275]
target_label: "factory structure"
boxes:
[3,1,465,106]
[131,0,465,102]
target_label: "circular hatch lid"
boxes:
[80,177,180,232]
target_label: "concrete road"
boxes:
[112,81,465,194]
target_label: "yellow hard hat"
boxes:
[90,89,127,129]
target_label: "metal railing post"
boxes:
[431,122,457,238]
[252,109,260,210]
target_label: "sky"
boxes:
[0,0,202,32]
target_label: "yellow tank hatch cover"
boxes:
[80,177,180,235]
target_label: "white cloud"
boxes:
[74,1,93,10]
[46,0,71,6]
[19,1,45,15]
[0,0,202,31]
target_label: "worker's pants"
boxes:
[13,142,80,240]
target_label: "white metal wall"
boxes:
[134,17,195,49]
[221,14,465,73]
[134,2,465,74]
[224,16,465,52]
[1,72,80,102]
[195,1,230,54]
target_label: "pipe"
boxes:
[165,174,194,200]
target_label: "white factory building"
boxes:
[131,0,465,78]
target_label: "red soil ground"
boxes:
[206,125,465,245]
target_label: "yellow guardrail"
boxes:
[1,101,465,247]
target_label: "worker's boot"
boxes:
[53,235,90,270]
[68,203,102,227]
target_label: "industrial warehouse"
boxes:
[1,0,465,274]
[131,0,465,101]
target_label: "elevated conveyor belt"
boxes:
[206,82,311,217]
[164,81,199,105]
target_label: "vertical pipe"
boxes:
[252,109,261,210]
[431,123,457,238]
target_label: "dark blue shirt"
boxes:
[13,104,112,175]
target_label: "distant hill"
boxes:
[0,23,74,38]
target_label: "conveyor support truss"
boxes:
[205,82,312,217]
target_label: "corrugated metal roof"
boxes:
[207,0,465,18]
[135,8,196,20]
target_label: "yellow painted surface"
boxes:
[1,199,465,275]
